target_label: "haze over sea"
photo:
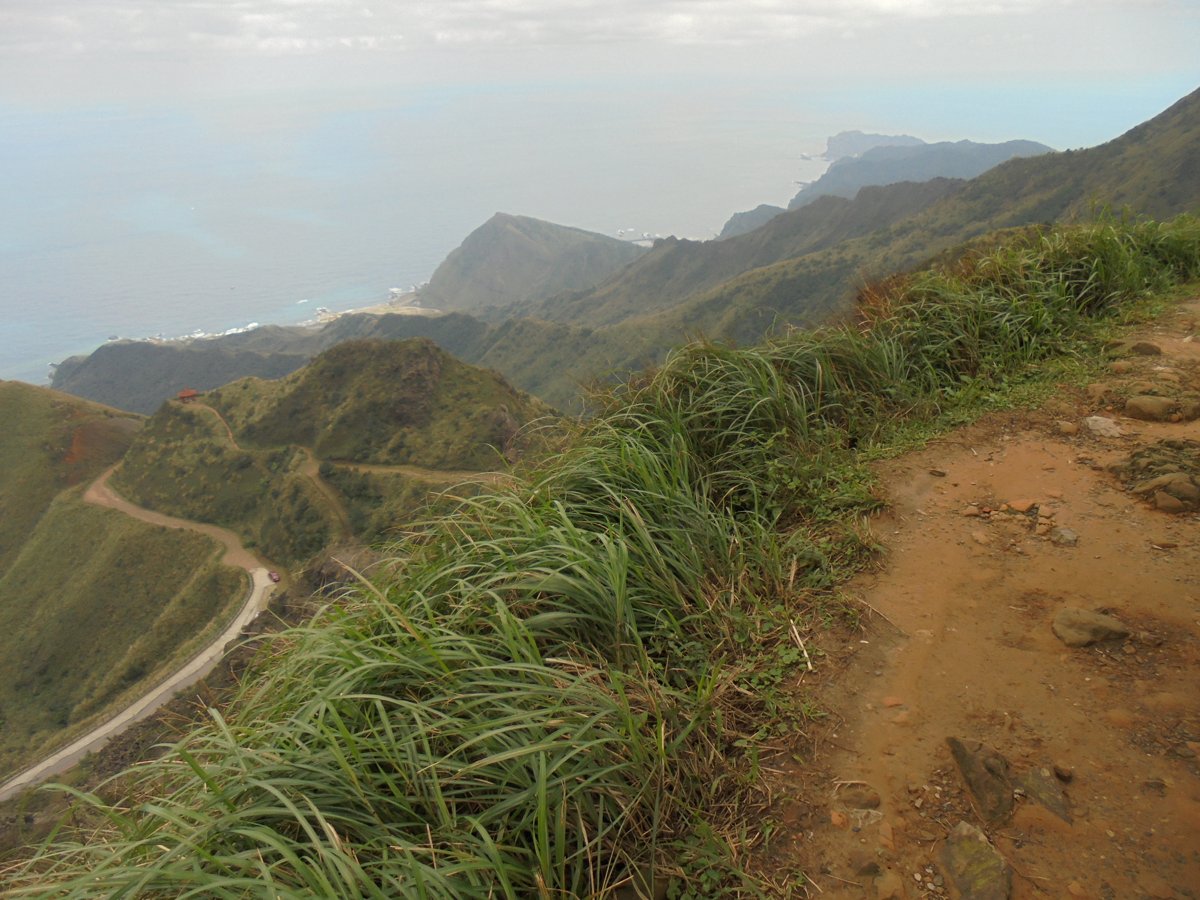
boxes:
[2,81,844,384]
[0,0,1193,386]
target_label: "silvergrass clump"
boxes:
[8,215,1199,897]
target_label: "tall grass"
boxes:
[8,215,1199,897]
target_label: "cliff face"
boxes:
[420,213,647,315]
[786,138,1054,211]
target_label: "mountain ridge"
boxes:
[420,212,646,315]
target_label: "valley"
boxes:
[1,86,1198,897]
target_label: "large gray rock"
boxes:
[1084,416,1123,437]
[939,821,1012,900]
[1052,608,1130,647]
[1125,395,1175,421]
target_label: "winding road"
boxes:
[0,467,275,803]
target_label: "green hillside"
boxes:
[112,402,336,565]
[0,491,244,779]
[420,212,647,314]
[521,178,964,328]
[0,382,140,571]
[210,338,551,468]
[13,217,1199,896]
[113,339,554,564]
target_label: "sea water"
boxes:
[0,85,827,384]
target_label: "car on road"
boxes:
[268,571,281,583]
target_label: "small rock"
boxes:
[1035,522,1052,536]
[1067,882,1088,898]
[1052,608,1130,647]
[1053,764,1073,783]
[1109,360,1135,373]
[1131,472,1192,495]
[939,821,1012,900]
[929,468,947,477]
[971,530,990,546]
[1086,383,1111,402]
[1005,498,1037,513]
[1056,420,1079,435]
[1142,777,1167,795]
[1049,526,1079,546]
[841,784,883,810]
[850,808,884,830]
[882,696,905,708]
[1179,399,1200,421]
[1154,491,1187,513]
[1137,872,1178,898]
[1125,395,1175,421]
[1084,416,1122,437]
[962,504,983,517]
[875,870,905,899]
[830,809,849,829]
[1130,340,1162,356]
[849,848,881,877]
[878,819,896,851]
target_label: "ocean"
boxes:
[0,83,828,385]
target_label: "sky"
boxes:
[0,1,1195,145]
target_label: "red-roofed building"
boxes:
[177,388,200,403]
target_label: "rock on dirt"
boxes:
[947,738,1014,824]
[1084,415,1123,437]
[1051,607,1130,647]
[1125,395,1176,421]
[1049,526,1079,546]
[939,821,1012,900]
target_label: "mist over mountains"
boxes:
[48,87,1200,418]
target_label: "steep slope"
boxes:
[718,203,788,239]
[822,129,924,159]
[785,138,1052,210]
[527,178,965,328]
[420,213,646,314]
[0,382,140,570]
[0,493,243,779]
[211,338,550,468]
[717,132,1040,238]
[51,341,312,415]
[114,339,554,562]
[0,382,246,782]
[617,86,1200,346]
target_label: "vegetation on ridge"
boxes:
[0,492,244,779]
[113,338,553,563]
[9,215,1199,896]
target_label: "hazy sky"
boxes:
[1,1,1195,149]
[0,1,1196,383]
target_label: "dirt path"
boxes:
[774,300,1200,898]
[0,469,275,803]
[296,449,354,537]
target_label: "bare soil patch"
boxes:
[770,299,1200,898]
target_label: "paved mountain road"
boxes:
[0,467,275,802]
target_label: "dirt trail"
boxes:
[777,299,1200,898]
[85,465,259,571]
[0,468,275,802]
